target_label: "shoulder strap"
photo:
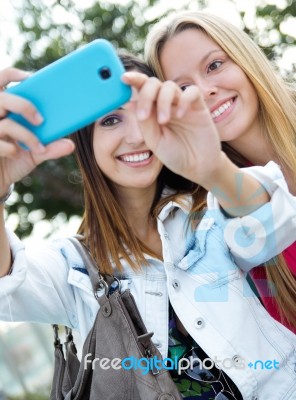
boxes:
[68,236,105,294]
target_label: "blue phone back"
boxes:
[6,39,132,144]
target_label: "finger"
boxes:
[0,119,45,154]
[137,113,160,153]
[121,71,149,91]
[0,92,43,125]
[135,77,162,121]
[123,73,162,121]
[0,138,20,158]
[122,72,151,109]
[156,81,183,124]
[0,68,30,88]
[129,86,139,103]
[32,139,75,165]
[176,85,203,118]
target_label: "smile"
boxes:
[211,98,235,119]
[117,151,152,163]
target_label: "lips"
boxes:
[117,151,152,163]
[210,97,237,120]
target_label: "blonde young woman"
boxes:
[144,10,296,334]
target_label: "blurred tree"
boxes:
[239,0,296,76]
[4,0,295,238]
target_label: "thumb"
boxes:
[137,110,161,153]
[33,139,75,165]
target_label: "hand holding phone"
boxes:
[6,39,132,145]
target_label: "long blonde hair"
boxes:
[144,11,296,329]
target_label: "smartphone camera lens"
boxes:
[99,67,111,80]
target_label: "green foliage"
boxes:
[240,0,296,74]
[256,1,296,49]
[8,154,83,237]
[5,0,296,238]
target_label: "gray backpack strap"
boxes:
[67,236,110,296]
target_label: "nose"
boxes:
[200,81,217,100]
[192,76,217,100]
[125,119,145,145]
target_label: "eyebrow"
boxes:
[201,49,223,64]
[172,49,223,82]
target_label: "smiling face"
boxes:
[160,28,260,146]
[92,98,163,194]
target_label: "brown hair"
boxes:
[144,11,296,329]
[71,51,206,275]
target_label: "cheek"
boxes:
[92,133,113,167]
[225,67,244,87]
[232,68,259,109]
[243,79,259,115]
[237,70,257,98]
[247,82,258,104]
[94,151,115,182]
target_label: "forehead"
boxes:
[160,29,221,80]
[122,87,138,111]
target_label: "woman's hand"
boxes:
[0,67,75,195]
[123,72,269,216]
[122,71,223,187]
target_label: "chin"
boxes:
[220,132,242,143]
[115,176,158,191]
[133,180,157,189]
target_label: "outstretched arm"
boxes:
[122,72,269,216]
[0,67,75,277]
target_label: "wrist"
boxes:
[199,152,231,191]
[0,184,14,205]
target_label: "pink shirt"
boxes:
[250,242,296,333]
[245,160,296,332]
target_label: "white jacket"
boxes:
[1,162,296,400]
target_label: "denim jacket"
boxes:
[1,162,296,400]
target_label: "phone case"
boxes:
[6,39,132,145]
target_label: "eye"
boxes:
[180,84,192,92]
[100,115,121,127]
[207,60,223,73]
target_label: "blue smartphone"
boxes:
[6,39,132,145]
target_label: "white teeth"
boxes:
[211,100,233,119]
[119,151,151,163]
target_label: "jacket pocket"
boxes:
[178,218,240,286]
[177,216,215,271]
